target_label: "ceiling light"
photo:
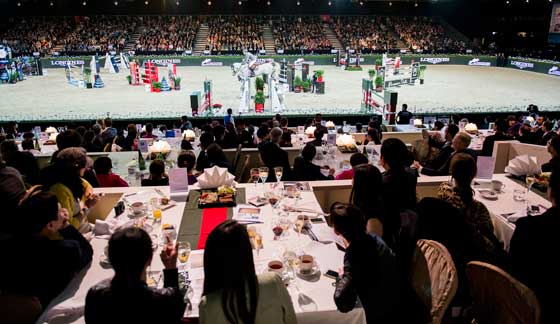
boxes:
[238,1,242,4]
[389,2,392,6]
[328,1,331,5]
[50,1,54,6]
[297,1,300,5]
[176,1,179,5]
[267,1,271,5]
[144,0,148,4]
[208,1,212,5]
[114,1,118,5]
[17,2,21,6]
[415,2,418,7]
[82,1,86,5]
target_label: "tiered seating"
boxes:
[272,16,332,53]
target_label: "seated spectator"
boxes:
[542,136,560,172]
[335,152,369,180]
[258,127,293,182]
[538,121,556,146]
[0,140,40,185]
[21,134,40,155]
[122,124,138,151]
[379,138,417,248]
[364,128,381,145]
[419,132,476,176]
[279,130,293,148]
[424,123,459,170]
[438,153,506,267]
[196,132,215,172]
[93,157,128,188]
[433,120,444,131]
[180,115,193,130]
[142,123,158,139]
[256,124,270,147]
[85,227,184,323]
[101,117,117,144]
[222,123,239,149]
[480,119,513,157]
[181,138,194,151]
[236,121,254,148]
[0,191,93,307]
[199,220,296,323]
[293,143,334,181]
[82,130,102,153]
[212,125,227,148]
[350,164,385,236]
[510,166,560,324]
[141,159,169,186]
[506,115,522,138]
[0,158,26,232]
[177,151,198,185]
[310,126,327,147]
[331,203,400,323]
[206,143,233,173]
[517,121,536,144]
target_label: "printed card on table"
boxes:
[476,156,495,180]
[327,133,336,145]
[169,168,189,193]
[136,124,143,133]
[297,126,305,134]
[138,139,149,153]
[174,129,182,138]
[39,132,49,140]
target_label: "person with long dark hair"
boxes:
[199,220,296,324]
[350,164,385,236]
[330,203,400,324]
[85,227,184,323]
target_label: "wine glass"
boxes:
[254,232,263,257]
[250,168,260,187]
[259,167,269,187]
[295,215,305,239]
[272,218,283,240]
[526,174,536,193]
[274,167,283,183]
[177,241,191,270]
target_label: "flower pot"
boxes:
[86,83,93,89]
[375,86,383,92]
[375,65,379,71]
[154,88,161,93]
[420,79,424,85]
[294,86,302,93]
[255,103,264,113]
[174,85,181,90]
[303,88,310,93]
[318,76,323,82]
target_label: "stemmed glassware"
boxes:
[274,167,283,184]
[177,241,191,271]
[250,168,260,187]
[525,174,536,214]
[259,167,269,188]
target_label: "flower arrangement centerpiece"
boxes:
[182,129,196,142]
[305,126,316,138]
[414,119,424,128]
[465,123,478,135]
[149,140,172,160]
[45,126,57,135]
[325,121,335,130]
[336,134,358,153]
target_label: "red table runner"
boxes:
[196,207,228,249]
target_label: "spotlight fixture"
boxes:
[389,2,392,6]
[114,1,118,6]
[267,1,271,5]
[297,1,300,5]
[506,0,509,3]
[414,2,418,7]
[360,1,363,5]
[17,2,21,6]
[82,1,86,5]
[144,0,148,4]
[50,1,54,6]
[328,1,331,5]
[208,0,211,5]
[176,1,179,5]
[526,0,529,3]
[238,1,241,5]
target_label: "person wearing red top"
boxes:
[335,152,369,180]
[93,157,129,188]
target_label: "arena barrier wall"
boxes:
[505,58,560,77]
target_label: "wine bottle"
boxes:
[138,150,146,171]
[34,138,41,151]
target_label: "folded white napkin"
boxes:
[40,299,85,324]
[505,155,541,176]
[93,219,119,239]
[197,166,236,189]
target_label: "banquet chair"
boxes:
[466,261,540,324]
[235,155,251,183]
[0,294,42,324]
[410,239,458,324]
[232,144,243,172]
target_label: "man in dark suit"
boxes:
[293,143,334,181]
[396,104,413,125]
[424,124,459,170]
[419,132,477,176]
[480,119,513,157]
[258,127,293,182]
[510,167,560,324]
[538,121,557,146]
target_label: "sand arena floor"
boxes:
[0,65,559,121]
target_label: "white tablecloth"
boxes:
[39,184,365,324]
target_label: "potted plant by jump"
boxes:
[368,69,376,80]
[174,76,181,90]
[315,70,324,82]
[152,81,162,93]
[126,75,132,85]
[84,67,93,88]
[294,76,303,93]
[374,75,384,92]
[418,65,427,85]
[375,58,382,71]
[255,76,265,92]
[254,90,265,113]
[302,80,311,93]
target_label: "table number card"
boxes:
[138,139,149,153]
[297,126,305,134]
[476,156,495,180]
[327,133,336,145]
[39,132,49,140]
[169,168,189,193]
[136,124,142,134]
[174,129,182,138]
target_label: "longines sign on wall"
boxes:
[510,60,535,70]
[419,57,450,64]
[51,60,86,67]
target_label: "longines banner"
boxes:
[506,58,560,76]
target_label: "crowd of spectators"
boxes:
[0,16,74,54]
[59,16,137,53]
[135,16,199,52]
[330,16,399,53]
[392,16,467,53]
[272,16,331,52]
[205,16,264,53]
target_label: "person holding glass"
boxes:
[199,220,296,324]
[293,143,335,181]
[85,227,184,323]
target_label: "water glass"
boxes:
[259,167,269,186]
[250,168,260,187]
[274,167,283,183]
[177,242,191,269]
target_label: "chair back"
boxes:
[466,261,540,324]
[236,155,251,183]
[0,294,42,324]
[410,239,458,324]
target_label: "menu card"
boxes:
[169,168,189,193]
[476,156,495,180]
